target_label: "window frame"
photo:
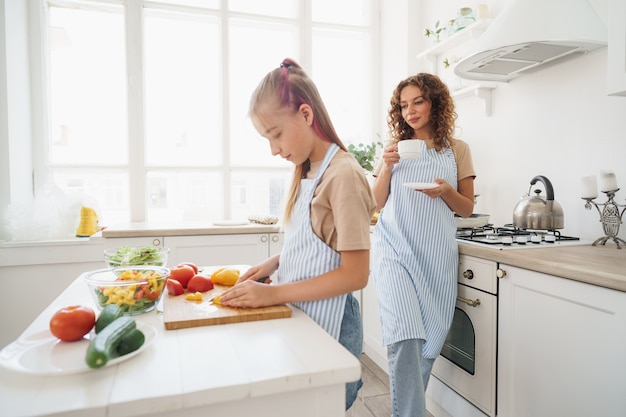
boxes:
[30,0,380,224]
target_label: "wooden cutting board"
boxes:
[162,265,292,330]
[163,288,292,330]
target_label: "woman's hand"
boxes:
[381,143,400,169]
[420,177,474,217]
[372,143,398,210]
[418,178,449,199]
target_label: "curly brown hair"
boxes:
[387,73,457,151]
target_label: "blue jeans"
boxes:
[387,339,435,417]
[338,293,364,410]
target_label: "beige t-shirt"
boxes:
[447,138,475,181]
[306,150,377,252]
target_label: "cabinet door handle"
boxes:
[463,269,474,280]
[272,235,279,242]
[261,235,268,242]
[153,239,161,246]
[457,296,481,307]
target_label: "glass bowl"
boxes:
[103,246,169,268]
[83,266,170,315]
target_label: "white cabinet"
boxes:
[608,0,626,96]
[163,234,279,268]
[362,256,387,373]
[497,264,626,417]
[102,236,165,249]
[0,239,108,349]
[416,18,497,115]
[268,232,283,257]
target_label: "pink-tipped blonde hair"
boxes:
[249,58,347,223]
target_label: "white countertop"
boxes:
[101,222,281,238]
[0,274,360,417]
[458,242,626,292]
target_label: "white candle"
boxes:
[581,175,598,199]
[599,170,618,192]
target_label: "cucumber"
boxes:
[116,328,145,356]
[95,304,124,333]
[85,316,136,369]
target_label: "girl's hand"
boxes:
[219,280,277,308]
[237,256,278,284]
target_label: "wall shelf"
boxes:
[416,18,493,66]
[451,82,498,116]
[416,18,496,115]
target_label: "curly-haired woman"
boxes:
[371,73,476,417]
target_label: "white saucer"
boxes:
[403,182,439,190]
[0,321,156,375]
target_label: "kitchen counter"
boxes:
[101,222,281,238]
[458,242,626,292]
[0,274,360,417]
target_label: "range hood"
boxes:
[455,0,607,82]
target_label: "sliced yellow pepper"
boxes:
[211,268,240,286]
[186,292,203,301]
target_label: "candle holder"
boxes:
[582,189,626,249]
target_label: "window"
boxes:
[43,0,378,226]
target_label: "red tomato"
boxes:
[187,275,214,293]
[170,265,195,288]
[49,305,96,342]
[166,278,185,296]
[176,262,199,274]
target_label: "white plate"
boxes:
[0,321,156,375]
[212,220,249,226]
[403,182,439,190]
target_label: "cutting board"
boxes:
[162,265,292,330]
[163,287,292,330]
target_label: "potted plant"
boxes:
[348,140,383,173]
[424,20,446,43]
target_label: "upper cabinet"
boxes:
[416,18,497,116]
[608,0,626,96]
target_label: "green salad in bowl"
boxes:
[104,246,169,268]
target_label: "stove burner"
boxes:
[456,223,580,247]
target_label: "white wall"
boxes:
[382,0,626,243]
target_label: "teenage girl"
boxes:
[219,58,377,410]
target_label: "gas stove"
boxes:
[456,224,589,250]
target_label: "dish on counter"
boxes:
[212,220,249,226]
[0,321,156,375]
[403,182,439,190]
[83,267,169,315]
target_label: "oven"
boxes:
[427,224,588,417]
[430,255,498,417]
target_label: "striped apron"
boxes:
[277,143,347,340]
[372,140,459,358]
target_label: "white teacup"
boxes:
[398,139,422,160]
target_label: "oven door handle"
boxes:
[457,295,481,307]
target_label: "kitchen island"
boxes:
[0,273,360,417]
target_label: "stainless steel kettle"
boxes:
[512,175,564,230]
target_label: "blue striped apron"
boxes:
[372,140,458,358]
[277,143,347,340]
